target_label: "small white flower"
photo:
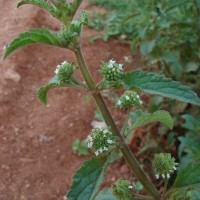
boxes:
[55,65,60,74]
[167,174,170,179]
[108,64,113,69]
[103,147,108,151]
[173,166,177,170]
[99,148,103,153]
[125,95,130,100]
[95,151,99,156]
[109,59,116,65]
[107,139,113,144]
[139,100,143,104]
[128,185,133,189]
[62,61,67,65]
[155,174,159,179]
[175,162,178,166]
[112,68,115,72]
[162,174,165,178]
[103,130,109,134]
[118,64,123,70]
[117,100,122,105]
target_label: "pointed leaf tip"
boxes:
[124,70,200,106]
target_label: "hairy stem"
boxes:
[74,45,160,199]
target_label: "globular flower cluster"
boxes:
[55,61,75,83]
[100,59,123,81]
[153,153,178,180]
[117,91,142,109]
[87,128,116,156]
[112,179,134,200]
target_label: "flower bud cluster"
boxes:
[55,61,75,83]
[87,128,116,156]
[100,59,123,81]
[153,153,178,180]
[112,179,134,200]
[117,91,142,109]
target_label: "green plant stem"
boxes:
[162,179,168,198]
[132,193,154,200]
[74,45,160,199]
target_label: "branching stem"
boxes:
[74,45,160,199]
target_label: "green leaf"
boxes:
[123,70,200,106]
[181,114,200,131]
[172,162,200,189]
[187,190,200,200]
[95,189,117,200]
[73,139,90,156]
[37,76,61,105]
[3,28,63,59]
[17,0,59,19]
[37,75,79,105]
[67,156,108,200]
[140,40,155,56]
[130,110,173,130]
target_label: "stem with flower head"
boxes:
[74,45,160,199]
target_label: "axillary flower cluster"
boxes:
[117,91,143,109]
[100,59,123,81]
[112,179,134,200]
[87,128,117,156]
[55,61,75,82]
[153,153,178,179]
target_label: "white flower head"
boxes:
[117,100,122,106]
[167,174,170,179]
[125,95,130,100]
[109,59,116,65]
[55,65,61,74]
[118,64,123,70]
[128,185,133,190]
[155,174,159,179]
[103,130,109,134]
[107,139,113,144]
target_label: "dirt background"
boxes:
[0,1,140,199]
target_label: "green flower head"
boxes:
[100,59,123,81]
[87,128,116,156]
[55,61,75,83]
[153,153,178,179]
[117,91,142,109]
[112,179,133,200]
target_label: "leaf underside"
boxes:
[67,156,108,200]
[124,70,200,106]
[37,75,78,105]
[3,28,63,60]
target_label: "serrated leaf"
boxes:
[95,189,117,200]
[123,70,200,106]
[181,114,200,131]
[172,162,200,189]
[3,28,63,59]
[130,110,173,130]
[17,0,59,19]
[67,156,108,200]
